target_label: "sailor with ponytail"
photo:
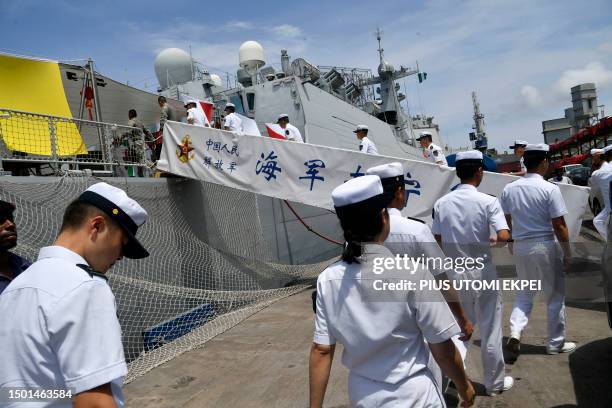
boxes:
[309,175,475,408]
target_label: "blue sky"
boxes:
[2,0,612,151]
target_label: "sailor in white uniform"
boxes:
[590,148,605,172]
[0,183,149,408]
[508,140,528,176]
[366,162,473,394]
[309,175,475,408]
[277,113,304,143]
[591,144,612,240]
[354,124,378,155]
[431,150,514,395]
[500,143,576,355]
[185,100,210,127]
[223,102,243,134]
[417,131,447,166]
[548,167,573,185]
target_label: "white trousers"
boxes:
[593,207,610,241]
[509,240,566,348]
[458,283,505,392]
[348,370,445,408]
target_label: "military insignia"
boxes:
[176,135,195,163]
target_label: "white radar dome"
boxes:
[239,41,265,74]
[210,73,223,87]
[154,48,194,89]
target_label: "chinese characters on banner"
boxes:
[158,121,589,238]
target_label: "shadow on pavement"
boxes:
[568,337,612,408]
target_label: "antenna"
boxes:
[471,91,487,151]
[375,27,384,64]
[189,44,194,81]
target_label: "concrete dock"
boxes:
[125,289,612,407]
[125,220,612,407]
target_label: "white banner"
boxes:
[236,113,261,136]
[158,122,590,239]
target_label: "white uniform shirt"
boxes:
[385,208,447,276]
[282,123,304,143]
[187,107,209,127]
[0,246,126,408]
[500,173,568,241]
[432,184,508,263]
[432,184,508,244]
[314,244,460,384]
[427,143,447,166]
[224,112,243,133]
[359,136,378,155]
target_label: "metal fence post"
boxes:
[48,117,58,172]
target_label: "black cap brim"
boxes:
[77,191,149,259]
[122,229,149,259]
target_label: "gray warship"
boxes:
[0,33,448,381]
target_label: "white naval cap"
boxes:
[509,140,529,149]
[366,162,403,179]
[277,113,289,121]
[353,124,369,133]
[78,182,149,259]
[455,150,483,162]
[591,148,605,155]
[524,143,550,152]
[224,102,235,109]
[332,175,388,209]
[416,131,433,140]
[184,99,197,107]
[366,163,404,193]
[604,144,612,153]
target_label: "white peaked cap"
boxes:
[225,102,235,109]
[510,140,529,148]
[79,182,149,259]
[366,162,403,179]
[277,113,289,120]
[525,143,550,152]
[332,175,383,207]
[416,131,433,140]
[591,148,604,155]
[353,124,369,132]
[456,150,483,162]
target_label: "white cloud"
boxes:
[225,21,254,30]
[554,61,612,93]
[269,24,302,38]
[521,85,543,107]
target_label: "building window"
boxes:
[588,99,593,110]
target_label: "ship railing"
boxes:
[0,108,151,176]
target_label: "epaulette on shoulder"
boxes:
[76,264,108,282]
[406,216,426,224]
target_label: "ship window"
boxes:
[229,95,245,114]
[246,92,255,111]
[66,71,78,81]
